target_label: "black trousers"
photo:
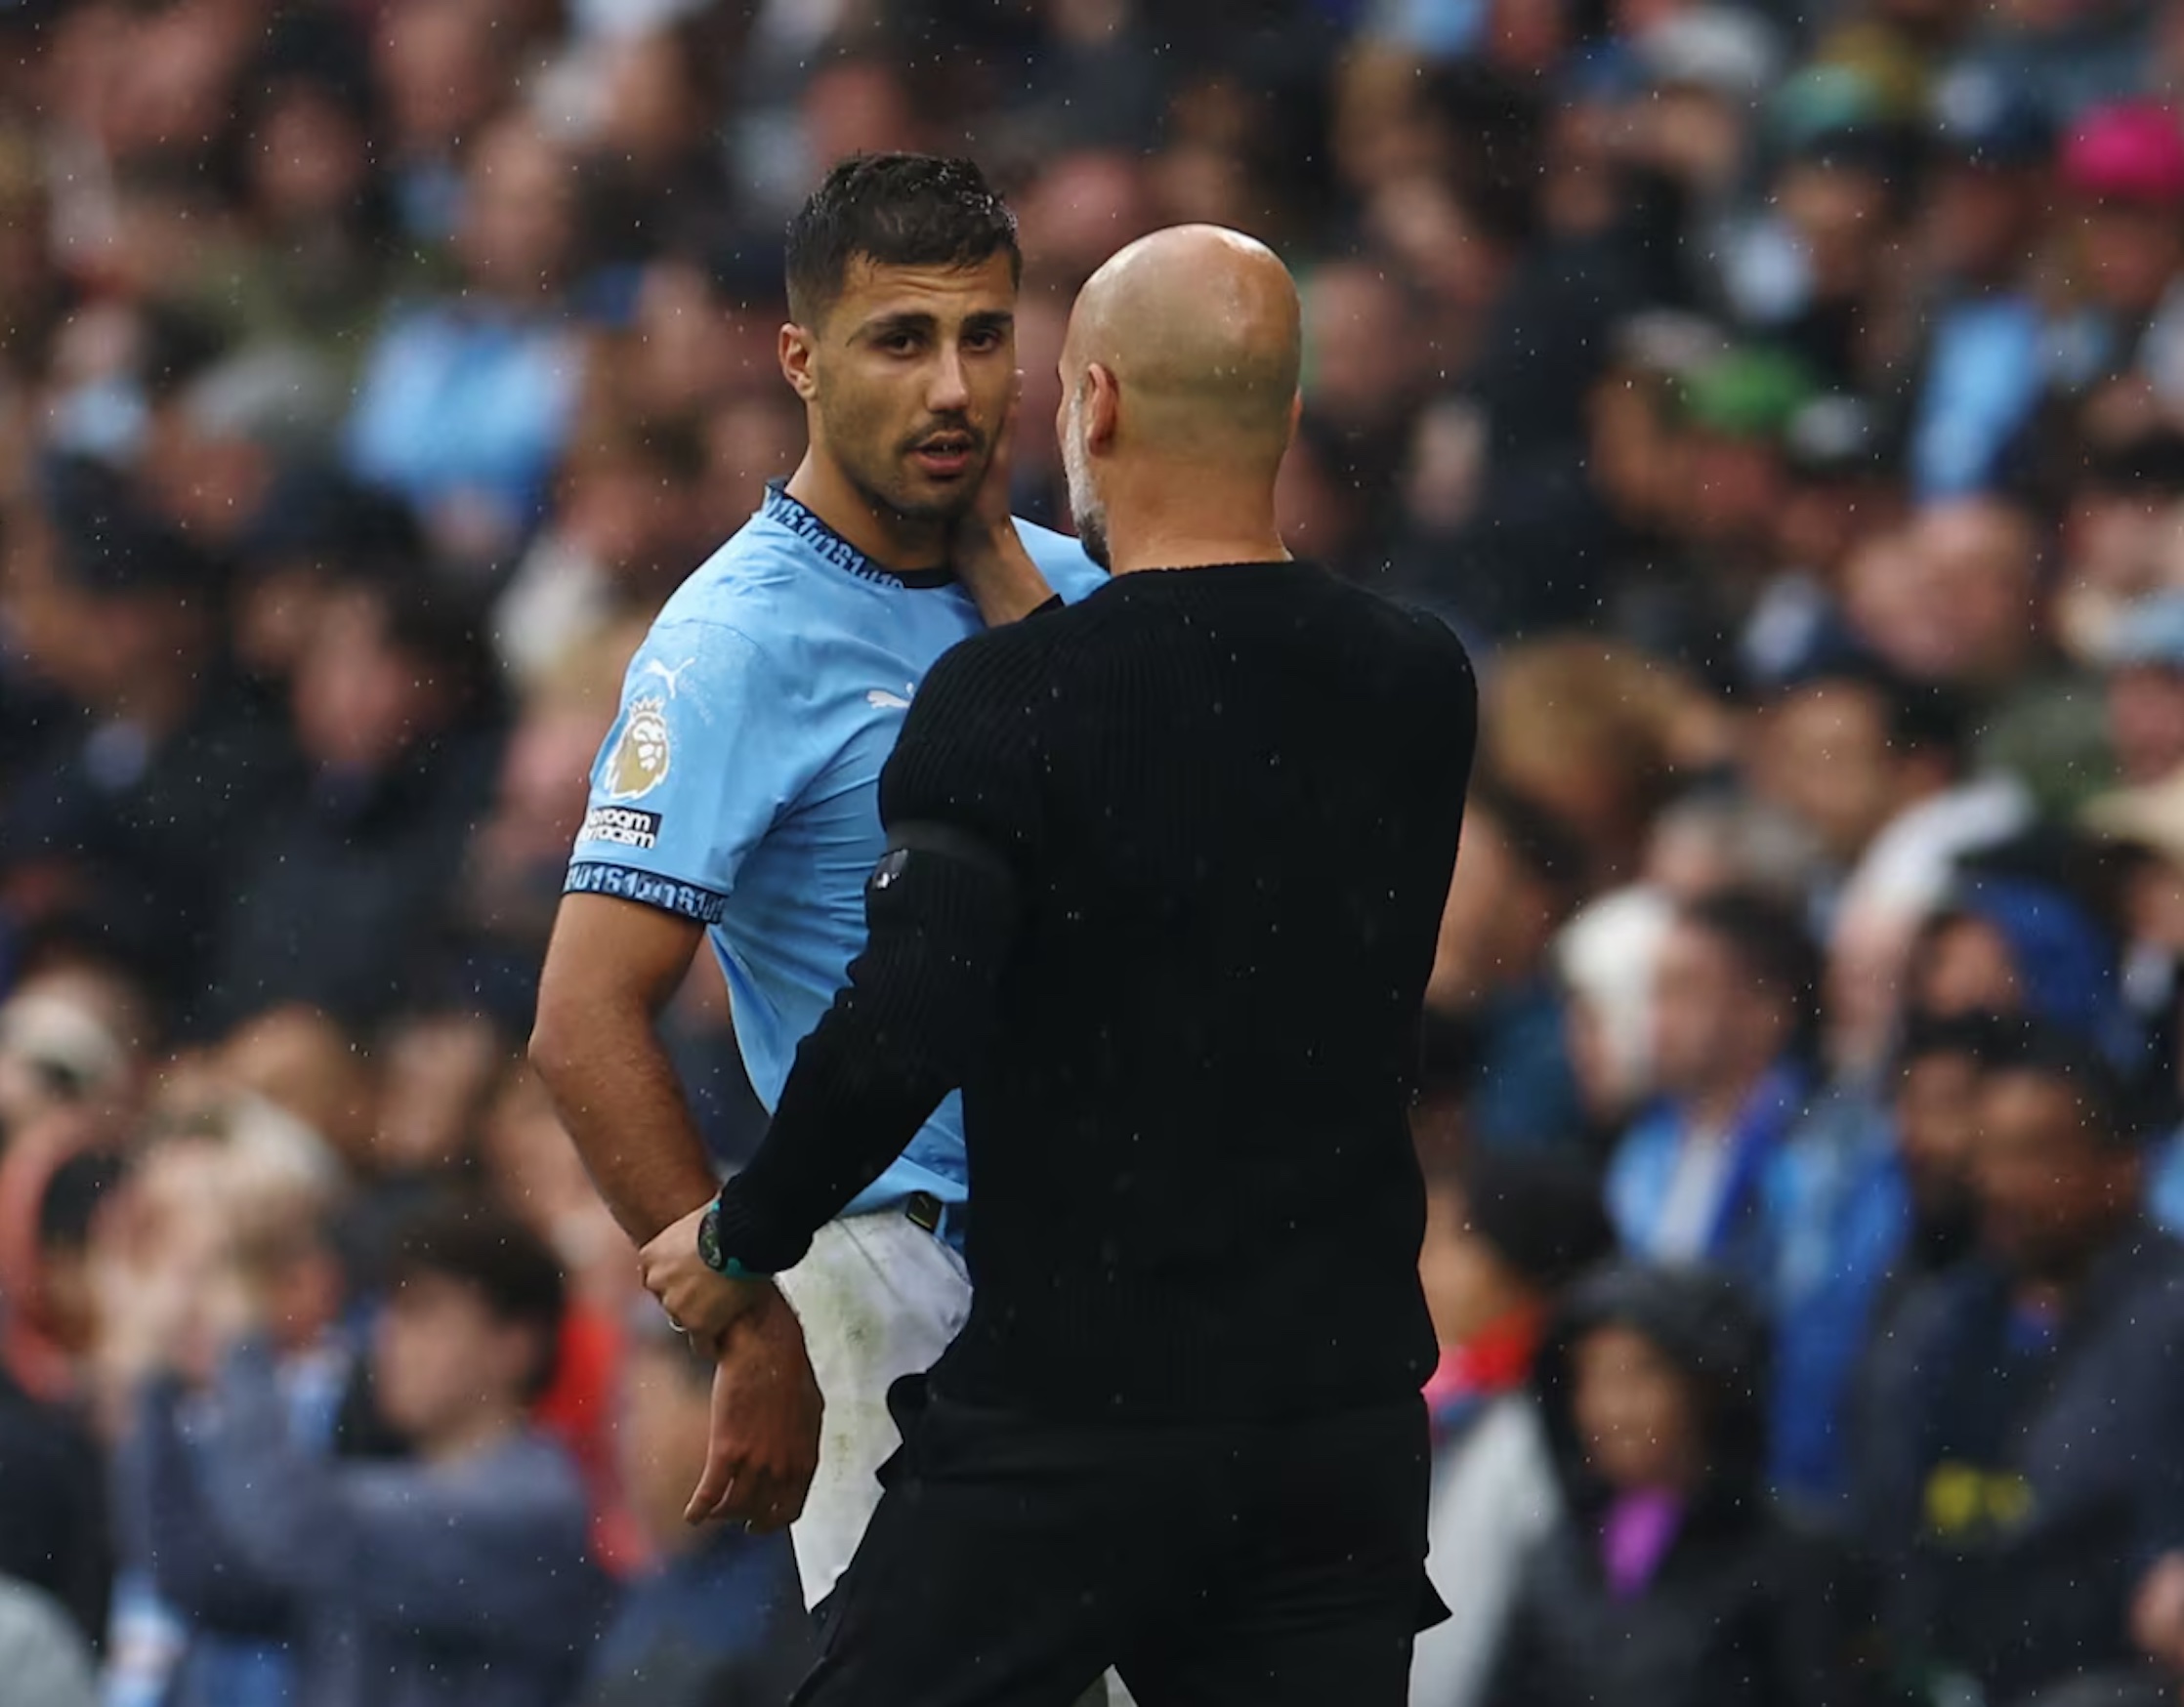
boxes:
[792,1381,1445,1707]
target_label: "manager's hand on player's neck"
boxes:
[1057,224,1303,577]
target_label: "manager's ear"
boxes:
[1084,362,1120,452]
[780,322,819,403]
[1285,389,1302,451]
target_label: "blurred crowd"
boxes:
[9,0,2184,1702]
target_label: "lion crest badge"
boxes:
[606,696,671,800]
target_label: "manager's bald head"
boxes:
[1058,226,1302,572]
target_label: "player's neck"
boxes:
[784,452,948,575]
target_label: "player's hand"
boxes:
[950,378,1054,627]
[685,1287,823,1532]
[638,1202,767,1349]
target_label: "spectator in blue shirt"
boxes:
[1905,74,2054,503]
[113,1122,352,1707]
[345,111,588,564]
[1610,887,1903,1504]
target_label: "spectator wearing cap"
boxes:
[2044,104,2184,427]
[1856,1021,2184,1707]
[1425,777,1591,1155]
[1620,344,1820,680]
[1905,72,2054,502]
[0,457,295,1020]
[1909,835,2140,1068]
[1609,887,1904,1504]
[1411,1150,1616,1707]
[1626,8,1786,202]
[1739,393,1903,691]
[1680,347,1818,583]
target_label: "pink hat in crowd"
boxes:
[2062,102,2184,205]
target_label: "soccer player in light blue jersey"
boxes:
[530,156,1103,1597]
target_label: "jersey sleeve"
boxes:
[1015,518,1109,605]
[564,619,785,925]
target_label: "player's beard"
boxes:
[1061,390,1111,571]
[827,389,989,526]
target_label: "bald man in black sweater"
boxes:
[643,226,1478,1707]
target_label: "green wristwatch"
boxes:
[695,1195,768,1280]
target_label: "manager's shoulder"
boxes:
[1336,582,1478,700]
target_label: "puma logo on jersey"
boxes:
[641,657,696,697]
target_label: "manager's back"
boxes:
[891,557,1477,1424]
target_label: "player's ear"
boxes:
[780,322,819,402]
[1085,363,1120,451]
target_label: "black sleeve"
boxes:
[708,635,1042,1272]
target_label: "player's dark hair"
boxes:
[389,1197,567,1401]
[784,152,1020,328]
[1681,886,1824,1061]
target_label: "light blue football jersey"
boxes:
[567,481,1104,1218]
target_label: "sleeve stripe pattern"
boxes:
[565,860,729,925]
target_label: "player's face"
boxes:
[806,252,1018,526]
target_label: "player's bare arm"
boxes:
[529,892,723,1246]
[535,894,823,1533]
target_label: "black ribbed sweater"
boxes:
[714,560,1478,1422]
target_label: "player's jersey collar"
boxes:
[761,480,955,591]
